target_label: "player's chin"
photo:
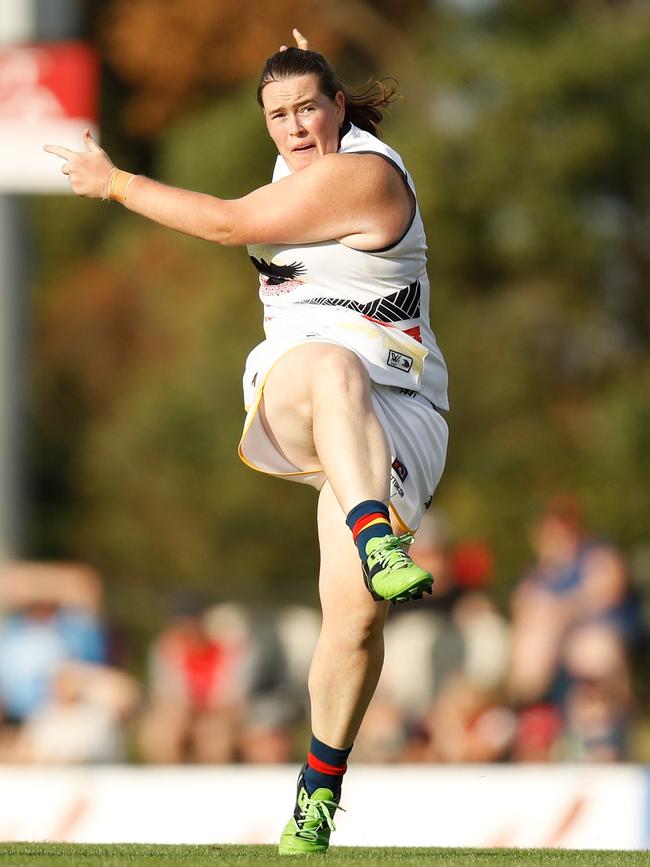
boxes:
[287,148,319,172]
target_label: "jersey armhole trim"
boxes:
[350,150,417,253]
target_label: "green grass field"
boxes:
[1,845,649,867]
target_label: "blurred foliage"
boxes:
[99,0,426,137]
[26,0,650,651]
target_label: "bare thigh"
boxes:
[259,341,374,482]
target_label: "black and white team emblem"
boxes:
[387,350,413,373]
[249,256,306,285]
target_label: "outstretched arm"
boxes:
[44,29,411,250]
[44,133,412,250]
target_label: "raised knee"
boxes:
[311,348,368,401]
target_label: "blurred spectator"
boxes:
[236,605,317,765]
[559,623,632,760]
[352,694,410,763]
[507,494,640,761]
[0,561,141,765]
[136,599,253,763]
[0,562,107,732]
[450,540,510,694]
[274,605,321,704]
[238,692,296,765]
[236,604,321,764]
[403,673,516,764]
[7,662,139,764]
[137,598,321,765]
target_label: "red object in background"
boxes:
[514,703,563,761]
[0,40,98,122]
[182,641,224,710]
[452,539,495,589]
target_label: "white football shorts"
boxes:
[238,338,448,534]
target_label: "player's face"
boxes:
[262,73,345,173]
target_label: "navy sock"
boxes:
[346,499,393,561]
[303,735,352,798]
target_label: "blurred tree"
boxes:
[100,0,425,137]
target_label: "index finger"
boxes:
[293,28,309,50]
[43,144,76,160]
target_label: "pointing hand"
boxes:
[44,129,114,199]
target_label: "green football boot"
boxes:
[363,532,433,603]
[278,765,342,855]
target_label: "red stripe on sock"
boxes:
[307,752,348,776]
[352,512,390,540]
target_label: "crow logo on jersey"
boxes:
[250,256,306,286]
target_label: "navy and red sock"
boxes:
[346,499,393,561]
[303,735,352,799]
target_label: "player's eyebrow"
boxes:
[266,93,319,113]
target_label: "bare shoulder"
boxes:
[317,151,404,187]
[290,153,410,216]
[316,153,412,249]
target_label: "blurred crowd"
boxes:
[0,495,645,766]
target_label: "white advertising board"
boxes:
[0,41,99,193]
[0,765,647,850]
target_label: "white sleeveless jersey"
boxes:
[244,122,449,411]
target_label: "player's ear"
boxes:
[335,91,346,125]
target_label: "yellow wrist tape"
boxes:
[106,167,136,204]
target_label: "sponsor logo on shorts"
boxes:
[391,476,405,498]
[424,495,433,510]
[399,388,418,398]
[387,350,413,373]
[392,459,408,482]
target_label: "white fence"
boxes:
[0,765,648,850]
